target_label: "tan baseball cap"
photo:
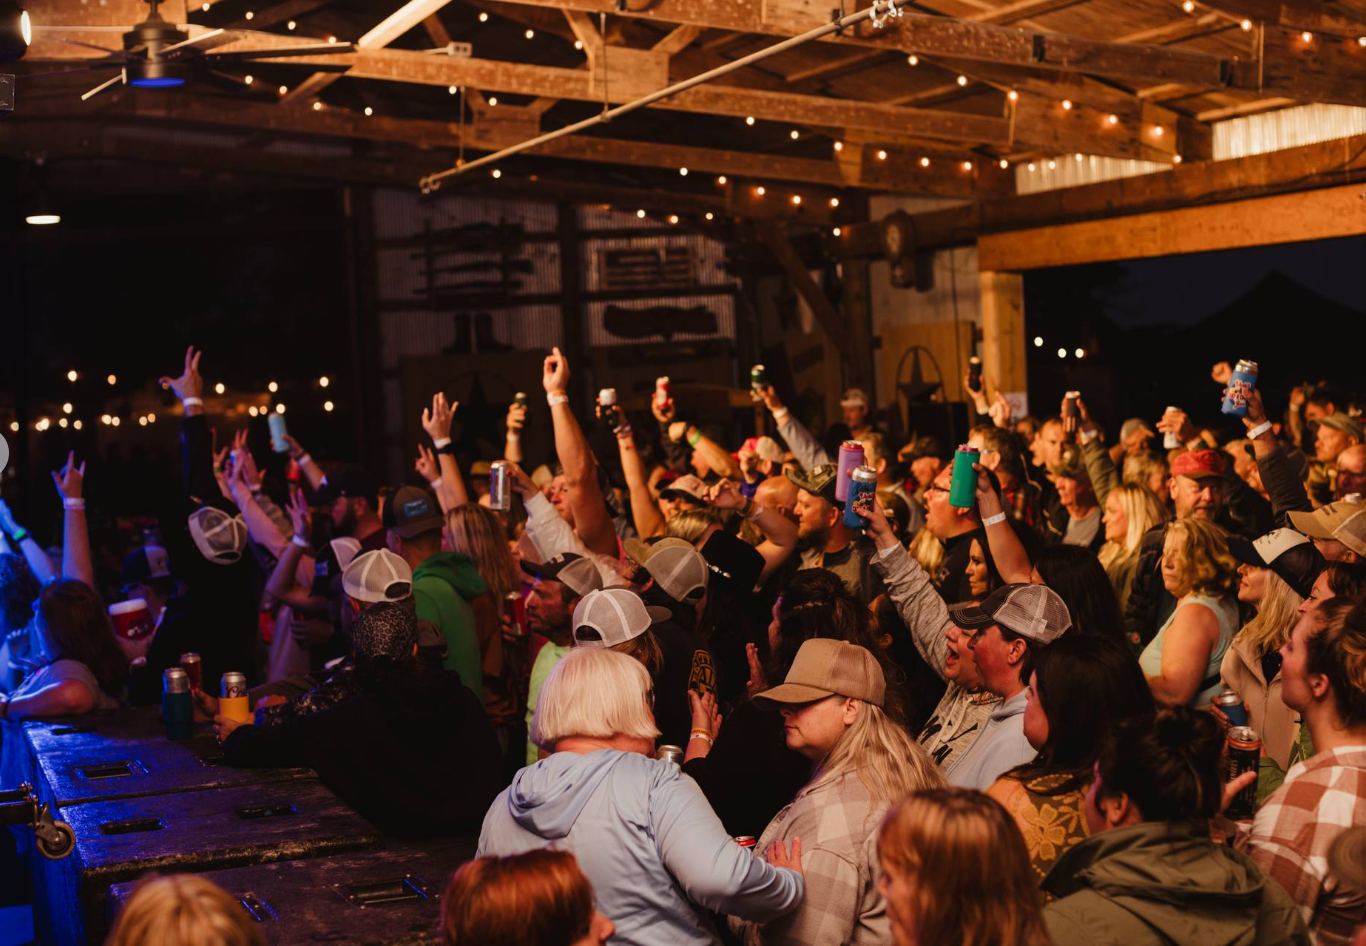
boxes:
[754,638,885,708]
[1288,501,1366,556]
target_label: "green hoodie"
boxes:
[1042,820,1309,946]
[412,552,487,705]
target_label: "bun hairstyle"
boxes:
[1095,707,1223,822]
[1306,596,1366,728]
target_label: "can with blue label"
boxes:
[843,466,878,529]
[1221,359,1258,417]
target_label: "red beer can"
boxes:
[735,836,757,849]
[179,653,202,690]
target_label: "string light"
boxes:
[876,150,887,160]
[73,420,82,430]
[268,381,279,393]
[479,11,489,21]
[67,369,78,382]
[491,169,502,179]
[319,376,330,388]
[101,414,112,425]
[249,406,259,417]
[364,106,373,116]
[756,186,766,196]
[276,404,286,414]
[1033,336,1043,347]
[448,85,457,94]
[679,167,688,176]
[488,96,498,106]
[286,19,296,29]
[1108,113,1118,124]
[1057,348,1067,359]
[1240,19,1252,30]
[1358,36,1366,46]
[147,413,155,423]
[324,401,334,412]
[956,75,967,86]
[1075,153,1083,161]
[312,101,323,111]
[907,54,918,65]
[717,175,727,185]
[574,40,583,50]
[1153,125,1164,136]
[1075,348,1085,359]
[278,85,288,95]
[59,417,70,429]
[524,28,534,39]
[829,197,840,208]
[139,416,148,427]
[962,160,973,171]
[8,422,16,432]
[62,402,73,414]
[107,374,117,385]
[790,129,799,139]
[201,1,209,10]
[1301,30,1312,42]
[791,195,802,205]
[705,212,714,220]
[745,116,755,125]
[1062,99,1073,110]
[244,75,254,85]
[919,156,930,167]
[1007,90,1018,101]
[636,209,646,218]
[668,214,679,224]
[999,158,1009,169]
[1181,0,1194,12]
[1027,162,1036,171]
[244,10,253,19]
[215,382,226,394]
[327,35,336,43]
[1048,159,1056,169]
[833,141,843,152]
[832,227,842,236]
[1173,154,1183,164]
[111,416,120,427]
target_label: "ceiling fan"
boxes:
[29,0,354,101]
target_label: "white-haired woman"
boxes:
[478,647,804,946]
[731,639,944,946]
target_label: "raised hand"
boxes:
[282,434,307,460]
[51,451,86,501]
[973,462,1004,519]
[1211,362,1233,386]
[688,689,722,738]
[755,384,784,414]
[1157,406,1197,444]
[1242,387,1269,430]
[964,371,989,411]
[862,491,896,548]
[422,392,456,442]
[415,444,440,483]
[706,479,745,511]
[506,402,527,433]
[286,487,311,540]
[159,345,203,401]
[651,396,676,425]
[503,461,538,498]
[744,642,767,699]
[542,346,570,394]
[988,392,1012,429]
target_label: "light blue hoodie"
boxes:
[478,749,804,946]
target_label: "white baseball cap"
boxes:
[624,537,709,603]
[572,588,670,648]
[343,549,413,603]
[840,388,869,408]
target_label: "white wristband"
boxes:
[428,478,442,490]
[506,433,520,442]
[1079,429,1099,444]
[1247,421,1273,440]
[63,497,86,511]
[297,454,313,467]
[181,397,203,408]
[982,511,1007,527]
[772,408,789,423]
[432,437,452,448]
[291,535,310,549]
[547,394,569,407]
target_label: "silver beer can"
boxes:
[655,744,684,766]
[489,460,513,512]
[163,667,190,694]
[220,672,248,700]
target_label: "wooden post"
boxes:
[841,258,874,402]
[979,270,1027,398]
[556,202,589,409]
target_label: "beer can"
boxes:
[221,672,248,700]
[655,376,670,407]
[179,653,202,690]
[949,445,980,509]
[967,356,983,393]
[163,667,190,694]
[1063,391,1081,435]
[750,364,767,389]
[513,391,529,409]
[1222,359,1260,417]
[1225,726,1261,819]
[836,440,866,503]
[488,460,512,512]
[1212,688,1249,728]
[735,836,757,849]
[1163,406,1182,449]
[598,387,617,407]
[655,744,684,766]
[843,465,879,530]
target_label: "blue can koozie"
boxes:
[162,668,193,740]
[1221,359,1259,417]
[843,466,879,529]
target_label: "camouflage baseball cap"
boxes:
[785,462,840,505]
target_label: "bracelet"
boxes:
[297,453,313,467]
[688,732,713,745]
[506,432,520,442]
[547,392,568,407]
[8,527,30,544]
[63,497,86,511]
[690,727,713,736]
[291,535,310,549]
[428,478,442,490]
[614,424,633,438]
[772,408,789,424]
[1246,420,1273,440]
[982,511,1007,527]
[432,437,452,449]
[687,428,702,447]
[181,397,203,408]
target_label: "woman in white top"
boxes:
[1139,517,1240,707]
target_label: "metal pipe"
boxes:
[419,0,908,191]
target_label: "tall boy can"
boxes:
[750,365,767,390]
[220,672,253,725]
[162,668,193,740]
[949,445,980,509]
[836,441,866,503]
[1063,391,1080,435]
[1222,359,1259,417]
[843,466,878,530]
[1225,726,1261,819]
[488,460,512,512]
[1212,688,1249,728]
[1163,407,1182,449]
[655,377,670,407]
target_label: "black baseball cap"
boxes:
[700,531,763,594]
[1227,528,1325,599]
[382,485,444,539]
[314,463,379,508]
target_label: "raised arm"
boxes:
[675,423,740,481]
[0,500,58,585]
[614,412,666,540]
[757,385,829,471]
[504,401,526,464]
[51,452,94,588]
[974,468,1032,584]
[415,445,454,514]
[1243,388,1311,526]
[159,345,219,503]
[225,434,291,559]
[542,348,617,559]
[263,489,329,616]
[865,495,954,680]
[1076,398,1121,508]
[708,480,796,584]
[422,392,469,509]
[282,435,325,492]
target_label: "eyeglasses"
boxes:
[926,483,950,496]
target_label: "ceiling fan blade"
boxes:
[32,25,135,33]
[38,36,132,57]
[161,28,249,59]
[17,64,121,78]
[204,68,251,88]
[206,41,355,62]
[80,72,125,102]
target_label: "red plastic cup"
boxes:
[109,598,155,641]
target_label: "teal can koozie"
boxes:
[949,445,979,509]
[843,466,879,529]
[162,667,193,740]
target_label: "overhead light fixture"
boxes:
[127,57,191,88]
[956,74,967,86]
[24,175,60,226]
[907,54,918,65]
[524,28,534,39]
[829,197,840,208]
[478,11,489,21]
[717,175,727,185]
[1240,19,1252,30]
[0,1,31,62]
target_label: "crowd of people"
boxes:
[1,342,1365,946]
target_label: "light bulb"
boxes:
[111,416,120,426]
[491,169,502,179]
[101,414,111,425]
[67,369,78,382]
[107,374,117,385]
[790,129,799,139]
[1173,154,1183,164]
[1154,125,1164,136]
[1182,0,1194,12]
[286,19,296,29]
[829,197,840,208]
[1108,113,1118,124]
[525,28,534,39]
[876,150,887,160]
[276,404,286,414]
[679,167,688,176]
[1075,152,1083,161]
[1057,348,1067,359]
[1062,99,1073,110]
[249,406,259,417]
[907,54,918,65]
[268,381,278,393]
[1033,336,1043,347]
[73,420,82,430]
[8,422,16,432]
[668,214,679,224]
[312,101,323,111]
[244,10,253,19]
[448,85,457,94]
[364,106,373,116]
[62,402,73,414]
[1048,160,1057,169]
[717,175,727,185]
[745,116,755,125]
[1075,348,1085,358]
[832,227,842,236]
[327,35,336,43]
[488,96,498,106]
[1301,30,1312,42]
[215,382,226,394]
[705,212,714,220]
[1240,19,1252,30]
[574,40,583,50]
[999,159,1009,169]
[324,401,334,412]
[479,11,488,21]
[956,75,967,86]
[637,209,646,218]
[59,418,68,429]
[791,195,802,205]
[139,416,148,427]
[756,186,766,196]
[1007,90,1018,101]
[319,376,330,387]
[833,141,843,152]
[962,160,973,171]
[147,413,155,423]
[278,85,288,95]
[919,157,930,167]
[1027,162,1036,171]
[244,75,253,85]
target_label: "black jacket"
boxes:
[222,667,503,838]
[1255,443,1313,527]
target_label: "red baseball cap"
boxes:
[1171,448,1226,480]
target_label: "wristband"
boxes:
[1246,420,1273,440]
[181,397,203,408]
[688,732,713,745]
[505,432,520,442]
[687,428,702,447]
[432,437,452,449]
[982,511,1007,527]
[428,478,442,490]
[1079,429,1099,444]
[8,527,30,544]
[772,408,789,423]
[63,497,86,511]
[297,454,313,467]
[291,535,310,549]
[547,394,569,407]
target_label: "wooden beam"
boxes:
[761,222,850,357]
[842,132,1366,254]
[1231,25,1366,107]
[973,0,1092,24]
[979,272,1027,393]
[652,24,704,55]
[978,182,1366,268]
[1198,0,1366,36]
[423,13,453,47]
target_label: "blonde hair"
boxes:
[445,505,518,603]
[665,508,724,544]
[1165,517,1239,599]
[1236,568,1304,657]
[105,875,264,946]
[910,526,945,581]
[1098,484,1169,572]
[812,699,944,804]
[531,647,660,750]
[878,789,1050,946]
[1123,452,1168,490]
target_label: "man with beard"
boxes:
[787,463,885,605]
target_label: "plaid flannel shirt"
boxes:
[1235,744,1366,946]
[730,770,891,946]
